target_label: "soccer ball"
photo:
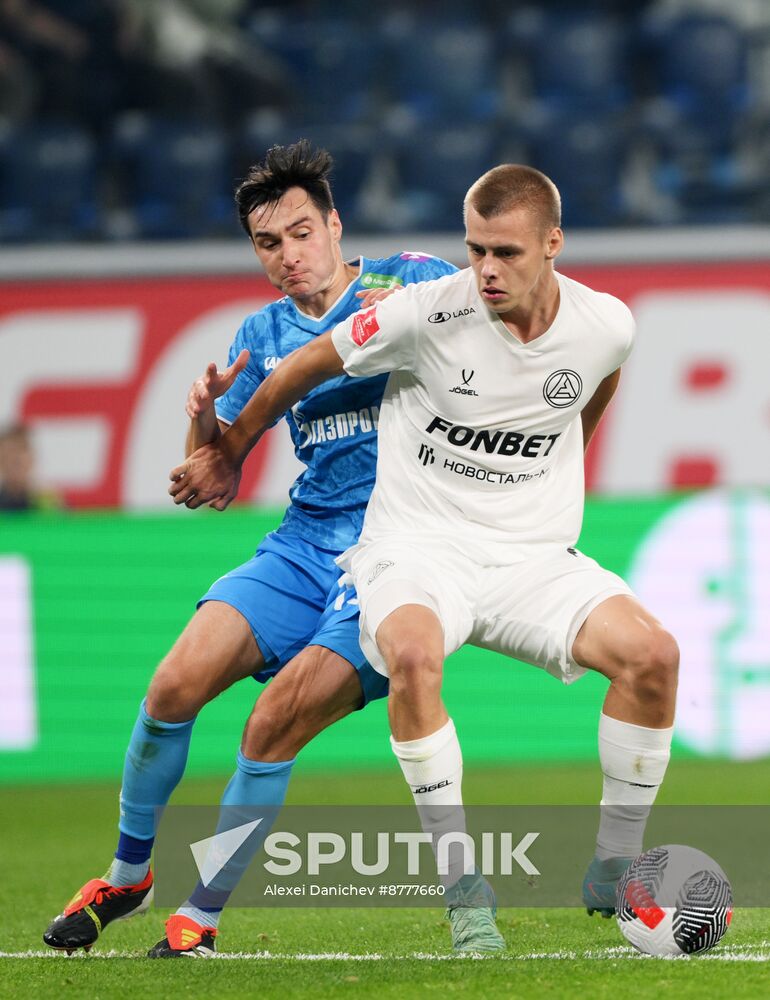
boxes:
[616,844,733,957]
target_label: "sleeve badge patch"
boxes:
[351,308,381,346]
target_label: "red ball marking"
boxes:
[624,879,666,930]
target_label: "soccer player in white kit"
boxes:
[173,165,679,947]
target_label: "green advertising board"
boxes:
[1,492,768,784]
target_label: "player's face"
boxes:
[247,187,342,300]
[465,204,563,316]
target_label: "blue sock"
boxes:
[109,699,195,885]
[180,752,295,924]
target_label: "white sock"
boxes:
[105,858,150,887]
[596,713,673,859]
[176,902,221,930]
[391,718,470,888]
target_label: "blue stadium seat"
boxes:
[637,14,756,225]
[394,123,497,229]
[305,19,386,124]
[655,15,749,110]
[247,11,384,124]
[643,104,755,224]
[384,18,500,123]
[112,116,232,239]
[529,112,630,227]
[0,122,99,241]
[235,109,290,177]
[522,12,630,114]
[246,7,315,84]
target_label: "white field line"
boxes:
[1,943,769,962]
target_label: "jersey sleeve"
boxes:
[331,281,420,378]
[613,299,636,368]
[215,317,268,426]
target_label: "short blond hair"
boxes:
[464,164,561,231]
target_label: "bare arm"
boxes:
[185,412,226,456]
[581,368,621,452]
[183,349,250,456]
[169,332,345,509]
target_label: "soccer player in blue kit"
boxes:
[43,141,457,957]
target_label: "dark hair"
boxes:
[464,164,561,231]
[235,140,335,236]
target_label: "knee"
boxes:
[387,640,443,698]
[146,657,202,722]
[242,710,283,761]
[242,689,296,760]
[620,627,679,703]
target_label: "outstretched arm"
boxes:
[581,368,621,452]
[169,332,344,509]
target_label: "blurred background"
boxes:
[1,0,769,787]
[1,0,770,237]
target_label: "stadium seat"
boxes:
[529,111,630,228]
[518,11,630,114]
[642,104,756,225]
[111,116,232,239]
[383,17,500,124]
[0,122,99,241]
[234,109,290,177]
[246,10,384,125]
[655,14,749,110]
[630,11,756,224]
[394,123,497,229]
[245,7,315,87]
[305,19,386,124]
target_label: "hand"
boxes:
[355,285,404,310]
[168,441,242,511]
[186,349,250,419]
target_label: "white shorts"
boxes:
[348,539,634,684]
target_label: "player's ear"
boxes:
[328,209,343,242]
[545,227,563,260]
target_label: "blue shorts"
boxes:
[199,531,388,708]
[313,579,389,707]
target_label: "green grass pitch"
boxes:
[2,760,768,999]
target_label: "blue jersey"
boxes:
[216,252,457,551]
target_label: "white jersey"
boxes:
[331,267,634,565]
